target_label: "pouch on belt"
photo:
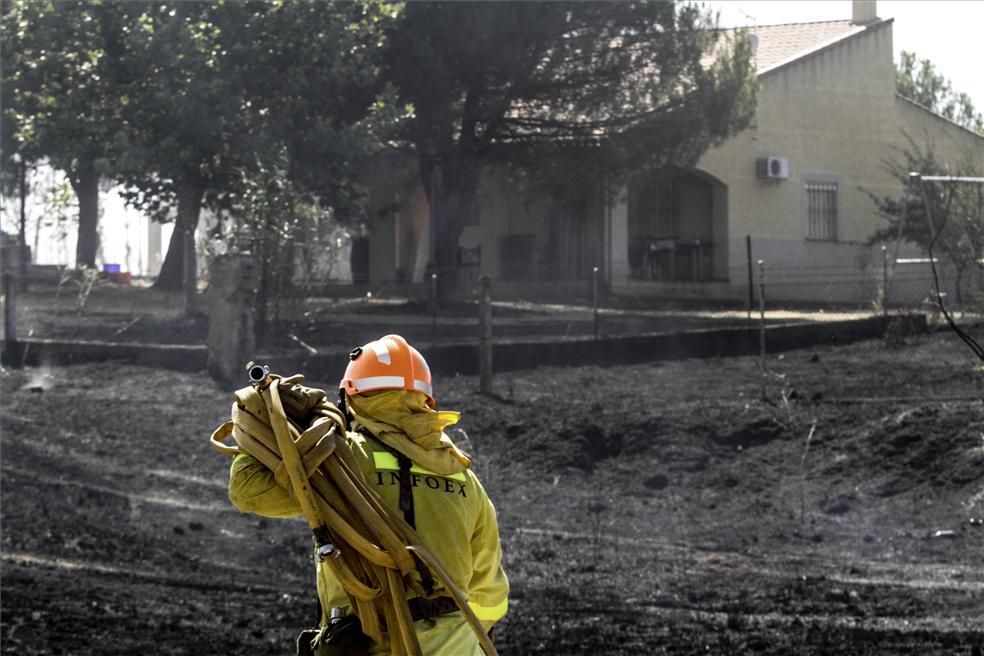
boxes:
[296,615,369,656]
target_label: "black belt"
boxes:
[408,596,459,622]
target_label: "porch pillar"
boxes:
[607,185,631,287]
[147,221,162,277]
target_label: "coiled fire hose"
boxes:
[210,368,498,656]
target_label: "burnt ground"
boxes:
[2,284,984,655]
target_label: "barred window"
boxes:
[630,173,680,238]
[805,182,838,241]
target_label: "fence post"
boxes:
[431,272,439,349]
[592,266,600,340]
[746,235,754,321]
[758,260,766,373]
[881,244,889,317]
[3,273,17,344]
[183,226,196,316]
[16,155,29,293]
[479,276,492,394]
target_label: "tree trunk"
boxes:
[17,159,29,291]
[254,241,272,340]
[954,264,964,307]
[70,162,100,269]
[155,180,205,291]
[425,159,482,298]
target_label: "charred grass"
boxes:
[2,329,983,654]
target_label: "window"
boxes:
[630,172,680,239]
[805,181,838,241]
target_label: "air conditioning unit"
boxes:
[756,156,790,180]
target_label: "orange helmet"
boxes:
[340,334,435,407]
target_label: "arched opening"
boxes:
[627,167,728,282]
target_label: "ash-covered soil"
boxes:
[2,328,983,654]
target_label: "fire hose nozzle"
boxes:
[246,361,270,385]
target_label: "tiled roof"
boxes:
[731,19,872,75]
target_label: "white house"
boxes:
[365,0,984,305]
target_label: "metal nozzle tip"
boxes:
[247,363,270,383]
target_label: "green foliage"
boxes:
[1,0,129,171]
[36,175,77,260]
[386,1,757,159]
[867,135,984,307]
[0,165,78,262]
[219,153,347,336]
[57,265,106,315]
[113,0,394,219]
[4,0,758,290]
[112,0,394,288]
[0,79,33,200]
[220,1,398,218]
[883,315,926,348]
[382,1,758,279]
[1,0,137,266]
[4,0,394,285]
[896,51,983,134]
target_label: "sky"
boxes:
[706,0,984,111]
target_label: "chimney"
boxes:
[852,0,878,25]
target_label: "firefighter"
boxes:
[227,334,509,655]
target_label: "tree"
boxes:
[1,0,136,268]
[227,1,395,216]
[219,0,396,335]
[382,1,757,288]
[867,136,984,307]
[116,1,393,295]
[896,51,983,134]
[112,2,253,293]
[0,100,35,280]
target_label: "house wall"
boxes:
[606,21,984,303]
[582,189,607,277]
[605,23,899,300]
[476,169,604,283]
[400,183,431,282]
[364,156,606,289]
[363,22,983,303]
[697,21,899,301]
[888,97,984,304]
[609,19,983,304]
[894,95,984,170]
[478,170,551,279]
[365,154,429,287]
[710,183,729,280]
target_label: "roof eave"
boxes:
[895,93,984,142]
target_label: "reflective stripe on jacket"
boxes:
[228,429,509,655]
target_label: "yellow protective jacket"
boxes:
[228,429,509,656]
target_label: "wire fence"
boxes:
[725,260,942,310]
[251,252,981,354]
[736,258,977,312]
[1,253,980,358]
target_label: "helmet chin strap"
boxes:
[336,390,353,425]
